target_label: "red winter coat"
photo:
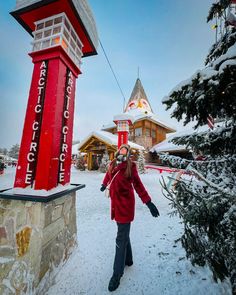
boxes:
[102,161,151,223]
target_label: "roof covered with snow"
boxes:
[77,130,145,152]
[150,125,209,153]
[150,139,187,153]
[102,108,176,133]
[102,78,175,133]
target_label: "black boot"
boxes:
[125,260,133,267]
[108,274,121,292]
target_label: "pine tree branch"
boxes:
[160,176,186,218]
[187,167,236,198]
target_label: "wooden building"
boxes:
[102,78,176,150]
[76,78,176,169]
[77,130,144,170]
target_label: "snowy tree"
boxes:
[137,150,146,174]
[161,1,236,293]
[99,150,110,173]
[8,144,19,159]
[0,148,8,155]
[75,153,86,171]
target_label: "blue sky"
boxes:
[0,0,214,148]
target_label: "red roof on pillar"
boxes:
[10,0,98,57]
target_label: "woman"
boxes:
[100,144,159,292]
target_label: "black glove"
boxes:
[100,184,106,192]
[146,201,160,217]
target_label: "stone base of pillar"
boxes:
[0,189,81,295]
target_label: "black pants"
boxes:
[113,222,133,276]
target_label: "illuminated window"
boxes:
[32,13,83,68]
[135,128,142,137]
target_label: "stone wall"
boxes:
[0,192,77,295]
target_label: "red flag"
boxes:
[226,11,236,27]
[207,115,214,129]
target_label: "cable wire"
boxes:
[99,39,126,111]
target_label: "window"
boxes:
[145,128,150,136]
[42,40,50,48]
[44,29,52,38]
[117,122,129,132]
[35,32,42,40]
[151,130,156,138]
[45,20,53,27]
[53,26,61,34]
[54,16,62,24]
[135,127,142,137]
[63,28,69,40]
[36,23,44,30]
[32,13,83,68]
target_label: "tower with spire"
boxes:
[103,78,176,150]
[124,78,153,113]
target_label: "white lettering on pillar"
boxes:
[25,60,47,185]
[58,70,74,184]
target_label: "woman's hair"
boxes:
[108,158,132,178]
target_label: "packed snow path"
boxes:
[0,167,231,295]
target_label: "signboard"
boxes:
[25,60,48,186]
[58,69,75,184]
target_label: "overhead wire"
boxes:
[99,39,126,111]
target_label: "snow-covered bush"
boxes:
[161,2,236,293]
[137,150,146,174]
[75,153,86,171]
[99,151,110,173]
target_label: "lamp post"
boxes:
[113,114,134,148]
[0,3,98,292]
[10,0,98,193]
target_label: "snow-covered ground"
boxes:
[0,167,231,295]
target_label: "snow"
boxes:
[163,68,218,100]
[212,43,236,68]
[219,58,236,73]
[78,130,145,150]
[0,167,17,190]
[0,167,232,294]
[72,143,80,155]
[150,125,209,153]
[6,184,75,196]
[0,256,15,263]
[0,168,75,196]
[150,139,186,153]
[113,113,135,124]
[102,109,176,133]
[163,42,236,103]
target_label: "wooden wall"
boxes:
[106,119,169,149]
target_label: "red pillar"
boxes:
[117,131,129,148]
[14,46,80,190]
[113,115,134,149]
